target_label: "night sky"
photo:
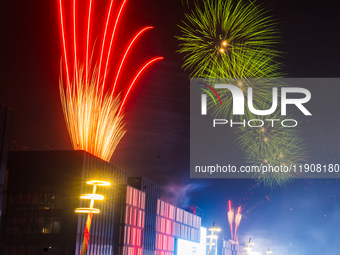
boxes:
[1,0,340,254]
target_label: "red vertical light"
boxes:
[85,0,93,85]
[100,0,128,99]
[96,0,115,96]
[73,0,79,89]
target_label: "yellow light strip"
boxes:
[75,208,100,214]
[80,194,104,200]
[86,180,111,186]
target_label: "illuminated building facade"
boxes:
[116,185,146,255]
[128,177,203,255]
[0,105,13,219]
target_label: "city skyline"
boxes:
[1,0,340,254]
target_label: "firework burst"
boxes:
[177,0,281,78]
[178,0,283,119]
[58,0,163,161]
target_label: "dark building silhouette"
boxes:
[0,105,13,219]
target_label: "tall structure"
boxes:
[0,105,13,219]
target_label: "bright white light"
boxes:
[177,227,206,255]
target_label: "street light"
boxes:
[75,180,110,255]
[243,238,255,255]
[206,222,221,255]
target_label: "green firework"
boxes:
[177,0,281,78]
[235,110,308,187]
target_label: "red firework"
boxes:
[58,0,163,161]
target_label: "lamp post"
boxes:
[243,238,255,255]
[75,180,110,255]
[206,222,221,255]
[266,248,273,255]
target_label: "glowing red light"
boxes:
[85,0,93,85]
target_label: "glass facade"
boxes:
[155,200,201,255]
[118,186,145,255]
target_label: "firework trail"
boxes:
[228,200,234,240]
[228,201,243,242]
[234,206,242,243]
[58,0,163,161]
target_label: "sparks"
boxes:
[58,0,163,162]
